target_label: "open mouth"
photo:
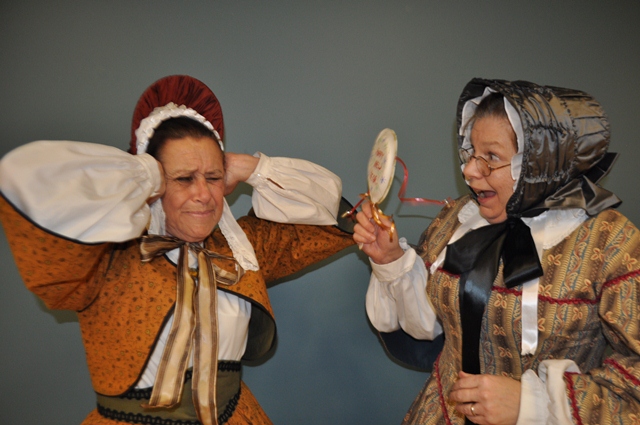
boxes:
[475,190,496,200]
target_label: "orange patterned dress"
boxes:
[0,195,354,424]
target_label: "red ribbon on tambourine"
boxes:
[343,129,453,241]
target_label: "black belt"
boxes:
[97,361,241,425]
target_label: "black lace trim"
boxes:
[120,387,153,401]
[218,388,241,424]
[97,387,240,425]
[218,361,242,372]
[96,406,202,425]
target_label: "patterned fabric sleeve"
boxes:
[564,211,640,424]
[238,214,354,286]
[0,194,111,311]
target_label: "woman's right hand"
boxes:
[353,200,404,265]
[147,160,166,205]
[450,371,521,425]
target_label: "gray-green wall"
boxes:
[1,1,639,424]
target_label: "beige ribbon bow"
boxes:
[139,235,244,425]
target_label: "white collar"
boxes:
[451,201,588,254]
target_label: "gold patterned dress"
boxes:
[399,195,640,424]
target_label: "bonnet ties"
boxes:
[443,218,542,376]
[139,235,243,425]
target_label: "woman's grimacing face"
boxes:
[462,115,517,224]
[159,136,225,242]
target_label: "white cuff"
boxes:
[246,152,341,225]
[517,360,579,425]
[370,247,417,283]
[136,153,163,198]
[516,369,550,425]
[539,359,579,425]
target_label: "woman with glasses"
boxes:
[354,78,640,424]
[0,75,354,425]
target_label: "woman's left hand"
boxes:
[449,371,521,425]
[223,153,260,195]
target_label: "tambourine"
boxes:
[344,128,451,241]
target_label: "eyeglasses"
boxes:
[458,147,510,177]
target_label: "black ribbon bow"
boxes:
[443,218,543,373]
[443,218,542,425]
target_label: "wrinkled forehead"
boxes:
[158,136,225,172]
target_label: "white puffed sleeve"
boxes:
[0,140,162,243]
[365,240,443,340]
[246,152,341,225]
